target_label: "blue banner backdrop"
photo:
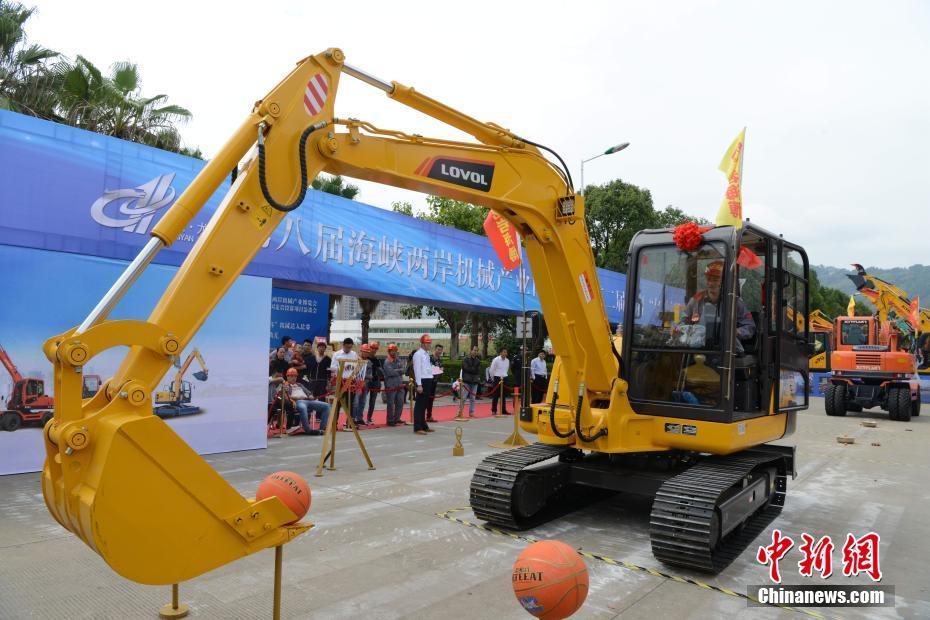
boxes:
[0,111,627,322]
[270,287,329,348]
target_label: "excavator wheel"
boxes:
[1,412,22,431]
[888,387,911,422]
[41,412,53,427]
[912,390,921,417]
[823,385,836,415]
[824,384,846,417]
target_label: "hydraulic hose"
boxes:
[256,121,328,212]
[574,382,608,443]
[547,379,575,439]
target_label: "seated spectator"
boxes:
[268,370,289,429]
[283,368,330,435]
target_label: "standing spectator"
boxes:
[461,345,481,417]
[382,343,406,426]
[289,350,305,377]
[426,343,444,422]
[304,338,332,400]
[352,344,374,426]
[511,346,526,412]
[489,348,511,415]
[283,368,330,435]
[919,334,930,370]
[269,347,290,377]
[281,336,295,362]
[293,339,313,375]
[332,338,358,427]
[412,334,435,435]
[366,341,383,424]
[530,350,549,404]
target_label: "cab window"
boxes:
[841,320,869,346]
[628,243,728,408]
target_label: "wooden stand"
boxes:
[272,545,283,620]
[489,392,530,449]
[452,372,469,421]
[158,584,188,619]
[315,359,375,477]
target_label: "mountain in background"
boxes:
[813,264,930,301]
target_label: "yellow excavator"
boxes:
[153,347,208,417]
[41,48,808,586]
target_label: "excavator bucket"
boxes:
[193,370,208,381]
[43,325,310,586]
[44,409,310,585]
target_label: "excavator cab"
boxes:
[624,222,810,422]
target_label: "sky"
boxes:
[27,0,930,269]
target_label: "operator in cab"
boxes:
[680,260,756,355]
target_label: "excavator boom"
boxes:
[42,48,614,585]
[0,343,24,383]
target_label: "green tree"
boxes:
[312,174,359,200]
[391,200,414,216]
[392,196,492,357]
[310,174,371,339]
[53,56,194,152]
[810,269,870,319]
[584,179,657,272]
[0,1,58,118]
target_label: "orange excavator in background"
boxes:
[1,342,102,431]
[823,265,921,421]
[0,342,54,431]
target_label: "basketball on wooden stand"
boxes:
[256,471,311,524]
[512,540,588,620]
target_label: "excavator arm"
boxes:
[172,347,209,393]
[0,343,24,383]
[42,48,616,585]
[849,265,922,346]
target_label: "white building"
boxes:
[330,318,451,349]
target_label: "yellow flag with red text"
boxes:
[716,128,745,229]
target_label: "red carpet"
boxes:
[343,399,519,429]
[272,396,523,436]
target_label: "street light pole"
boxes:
[580,142,630,195]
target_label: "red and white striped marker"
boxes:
[303,73,329,116]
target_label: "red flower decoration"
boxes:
[673,222,713,252]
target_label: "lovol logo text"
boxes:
[90,173,176,235]
[419,157,495,192]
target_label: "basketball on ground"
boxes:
[256,471,311,524]
[512,539,588,619]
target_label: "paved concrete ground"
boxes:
[1,398,928,619]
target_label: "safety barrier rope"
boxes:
[434,507,837,620]
[459,382,502,398]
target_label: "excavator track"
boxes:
[470,443,577,530]
[649,450,788,573]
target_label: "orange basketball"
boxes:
[512,540,588,620]
[256,471,311,524]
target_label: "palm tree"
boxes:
[53,56,193,152]
[0,1,58,118]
